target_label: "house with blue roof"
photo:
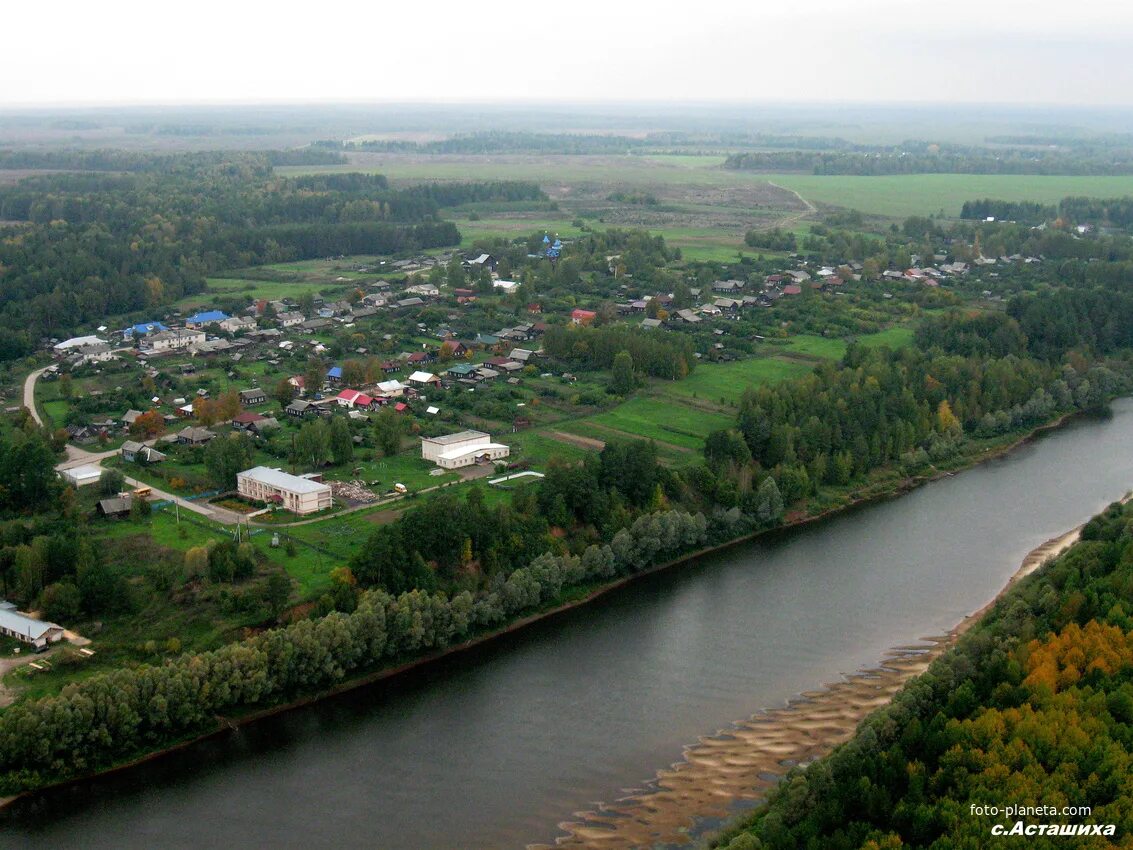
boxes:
[123,321,168,339]
[326,366,343,383]
[185,310,230,328]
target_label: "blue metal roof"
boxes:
[123,321,168,337]
[327,366,343,379]
[186,310,229,325]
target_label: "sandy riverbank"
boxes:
[533,523,1091,850]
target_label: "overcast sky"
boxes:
[3,0,1132,107]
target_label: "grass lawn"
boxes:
[587,397,734,448]
[508,428,597,464]
[321,451,457,493]
[774,335,848,360]
[857,326,915,349]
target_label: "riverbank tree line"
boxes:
[0,504,710,793]
[702,343,1125,509]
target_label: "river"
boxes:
[5,400,1133,850]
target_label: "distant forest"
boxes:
[724,141,1133,175]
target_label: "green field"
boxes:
[757,173,1133,218]
[858,326,915,349]
[774,336,848,360]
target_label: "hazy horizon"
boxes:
[5,0,1133,108]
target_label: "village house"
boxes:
[407,371,441,388]
[420,430,510,469]
[176,426,216,445]
[120,441,167,463]
[299,318,332,333]
[286,399,314,417]
[239,388,267,406]
[237,467,332,516]
[97,496,133,519]
[249,416,281,435]
[219,316,257,334]
[570,308,597,326]
[446,362,479,380]
[712,279,745,293]
[277,312,305,328]
[231,412,267,431]
[335,389,376,409]
[376,379,405,398]
[465,252,497,271]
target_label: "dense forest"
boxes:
[711,498,1133,849]
[0,153,543,352]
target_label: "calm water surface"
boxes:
[5,401,1133,849]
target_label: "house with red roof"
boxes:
[335,389,375,409]
[570,308,597,326]
[232,411,266,430]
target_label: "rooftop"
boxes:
[238,466,332,495]
[424,429,489,446]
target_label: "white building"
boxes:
[236,467,333,515]
[0,604,65,651]
[141,328,206,353]
[421,430,510,469]
[60,465,103,487]
[492,280,520,294]
[53,335,106,353]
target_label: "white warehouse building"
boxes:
[421,430,510,470]
[237,467,333,515]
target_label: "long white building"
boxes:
[421,430,510,469]
[236,467,333,515]
[0,603,65,651]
